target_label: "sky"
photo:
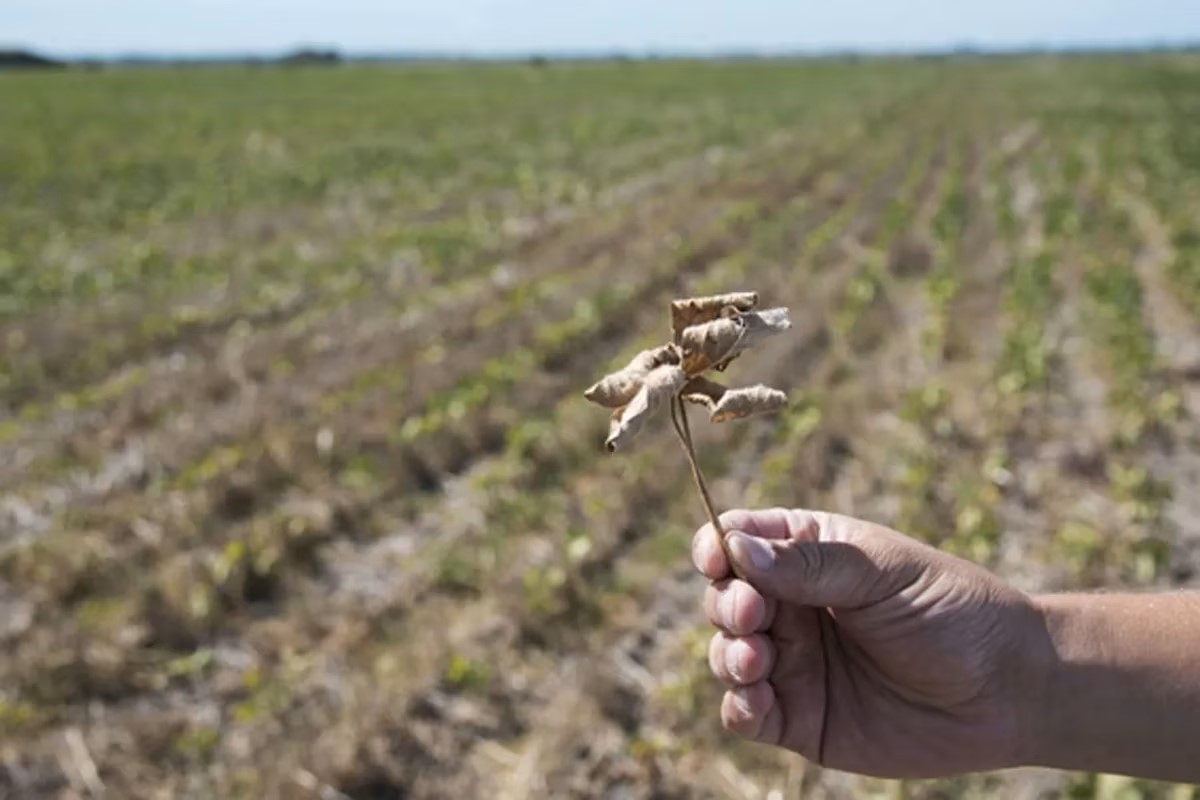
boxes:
[6,0,1200,58]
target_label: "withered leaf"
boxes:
[680,376,728,409]
[588,292,790,459]
[584,344,680,408]
[711,307,792,370]
[679,315,745,374]
[682,379,785,422]
[671,292,759,342]
[708,384,787,423]
[605,364,687,451]
[740,307,792,342]
[678,307,792,374]
[606,407,625,447]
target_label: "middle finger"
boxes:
[704,579,776,635]
[708,631,775,686]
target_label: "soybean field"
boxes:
[3,55,1200,798]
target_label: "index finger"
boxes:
[691,520,728,580]
[692,508,815,580]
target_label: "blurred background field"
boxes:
[4,34,1200,800]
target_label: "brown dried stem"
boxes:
[670,393,736,570]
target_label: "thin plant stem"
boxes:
[670,394,737,571]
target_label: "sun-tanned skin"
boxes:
[693,508,1200,781]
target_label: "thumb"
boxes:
[725,524,903,609]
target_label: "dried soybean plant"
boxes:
[584,292,790,565]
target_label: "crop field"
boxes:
[3,54,1200,798]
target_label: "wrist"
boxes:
[1009,593,1076,768]
[1019,592,1192,775]
[1016,594,1093,769]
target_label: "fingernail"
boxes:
[729,532,774,571]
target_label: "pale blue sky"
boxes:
[7,0,1200,57]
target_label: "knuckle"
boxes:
[787,539,824,579]
[719,585,738,631]
[726,581,752,632]
[724,634,773,684]
[813,510,839,542]
[786,508,820,538]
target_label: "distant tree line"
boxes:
[0,50,65,69]
[278,48,343,66]
[0,47,344,71]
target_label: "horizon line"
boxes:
[5,35,1200,63]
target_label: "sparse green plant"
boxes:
[444,654,491,693]
[172,725,221,761]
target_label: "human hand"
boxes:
[693,508,1049,778]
